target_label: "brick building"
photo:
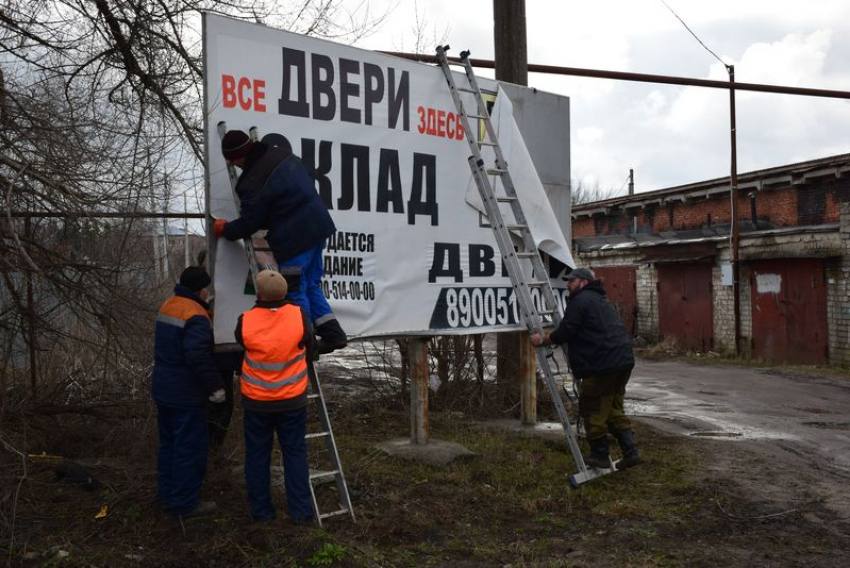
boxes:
[571,154,850,367]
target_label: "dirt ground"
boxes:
[1,356,849,567]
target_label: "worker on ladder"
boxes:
[213,130,347,354]
[531,267,643,470]
[235,269,316,524]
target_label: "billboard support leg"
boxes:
[409,338,430,445]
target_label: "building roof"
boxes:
[573,153,850,218]
[574,223,840,252]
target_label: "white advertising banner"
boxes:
[203,14,574,343]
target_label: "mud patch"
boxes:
[795,407,835,415]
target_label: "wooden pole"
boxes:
[409,338,430,444]
[493,0,535,417]
[518,332,537,424]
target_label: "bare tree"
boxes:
[0,0,385,407]
[570,178,623,205]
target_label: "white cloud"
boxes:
[340,1,850,191]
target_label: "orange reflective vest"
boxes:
[240,304,308,402]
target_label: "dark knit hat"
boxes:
[179,266,211,292]
[221,130,254,161]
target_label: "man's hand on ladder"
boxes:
[213,218,228,238]
[530,333,552,347]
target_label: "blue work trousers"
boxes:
[243,407,313,522]
[156,403,209,515]
[277,243,334,326]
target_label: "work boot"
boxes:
[584,436,612,469]
[179,501,217,519]
[612,429,643,470]
[315,318,348,354]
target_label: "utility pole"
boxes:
[493,0,528,85]
[493,0,534,422]
[184,193,190,268]
[161,174,170,280]
[629,169,637,233]
[728,65,742,357]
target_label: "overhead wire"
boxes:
[659,0,730,69]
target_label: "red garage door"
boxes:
[657,262,714,352]
[750,258,828,365]
[594,266,637,336]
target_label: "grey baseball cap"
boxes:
[565,267,595,281]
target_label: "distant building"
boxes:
[571,154,850,367]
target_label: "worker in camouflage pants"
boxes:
[531,267,643,470]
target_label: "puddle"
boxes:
[690,431,743,438]
[802,421,850,431]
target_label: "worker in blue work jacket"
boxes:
[213,129,347,355]
[152,266,225,518]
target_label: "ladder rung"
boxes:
[525,280,547,287]
[310,470,340,481]
[467,114,488,119]
[479,141,498,147]
[496,196,516,202]
[318,508,351,520]
[516,252,537,258]
[305,431,330,439]
[307,393,320,399]
[486,168,507,175]
[506,224,529,231]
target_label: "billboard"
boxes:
[203,14,573,343]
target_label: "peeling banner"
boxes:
[203,14,573,343]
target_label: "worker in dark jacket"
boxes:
[531,267,642,470]
[152,266,225,517]
[214,130,347,355]
[235,269,316,524]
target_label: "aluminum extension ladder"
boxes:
[217,121,356,524]
[435,48,620,486]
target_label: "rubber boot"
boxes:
[612,429,643,470]
[315,318,348,354]
[584,436,612,469]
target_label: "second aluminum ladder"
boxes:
[434,47,620,486]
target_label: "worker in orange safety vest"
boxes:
[234,269,317,523]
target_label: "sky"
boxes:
[339,0,850,195]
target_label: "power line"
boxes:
[660,0,729,68]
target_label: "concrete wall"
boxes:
[830,202,850,367]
